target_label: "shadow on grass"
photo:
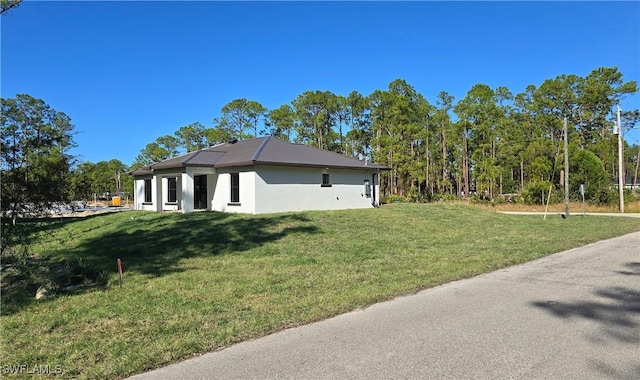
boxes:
[79,212,319,277]
[1,211,319,314]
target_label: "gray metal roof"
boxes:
[129,137,386,176]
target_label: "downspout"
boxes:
[371,173,376,206]
[372,170,380,207]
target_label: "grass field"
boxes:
[2,203,639,379]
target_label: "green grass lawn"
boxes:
[2,203,639,379]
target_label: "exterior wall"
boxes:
[185,167,216,212]
[207,172,217,211]
[212,167,256,214]
[134,176,156,211]
[134,168,216,213]
[150,176,160,211]
[181,171,194,213]
[254,166,377,214]
[134,165,380,214]
[161,174,182,211]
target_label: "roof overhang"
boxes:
[127,137,389,177]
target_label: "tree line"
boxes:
[134,66,639,204]
[1,67,639,223]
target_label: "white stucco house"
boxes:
[129,136,386,214]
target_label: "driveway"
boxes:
[130,232,640,379]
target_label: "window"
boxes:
[167,177,177,203]
[321,173,332,187]
[230,173,240,203]
[144,179,152,203]
[194,175,208,210]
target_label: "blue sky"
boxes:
[2,1,639,166]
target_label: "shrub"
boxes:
[382,194,409,204]
[494,196,506,205]
[435,193,457,202]
[570,149,609,202]
[523,180,555,205]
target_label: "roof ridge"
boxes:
[149,150,193,169]
[251,136,271,162]
[291,140,370,164]
[181,150,204,165]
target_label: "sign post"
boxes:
[615,106,624,213]
[117,259,123,288]
[580,184,586,216]
[563,117,570,218]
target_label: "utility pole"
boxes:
[633,146,640,197]
[616,106,624,213]
[564,117,570,218]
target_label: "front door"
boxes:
[194,175,207,210]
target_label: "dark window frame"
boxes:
[144,179,152,203]
[167,177,177,203]
[194,175,208,210]
[230,173,240,204]
[321,173,332,187]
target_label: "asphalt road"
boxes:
[130,232,640,380]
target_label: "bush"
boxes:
[523,181,556,205]
[407,189,430,203]
[1,219,107,301]
[570,149,609,202]
[494,196,506,205]
[495,193,524,204]
[381,194,409,204]
[589,188,615,205]
[469,194,488,204]
[512,195,525,204]
[434,193,457,202]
